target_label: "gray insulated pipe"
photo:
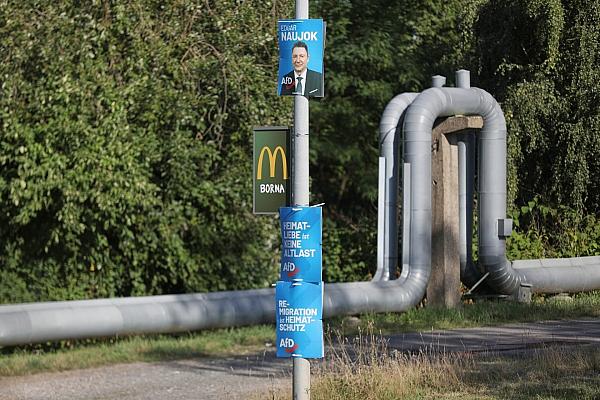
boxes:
[403,86,600,295]
[457,135,481,288]
[0,276,430,346]
[455,71,481,288]
[376,92,418,281]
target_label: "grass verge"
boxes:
[0,325,274,377]
[1,291,599,377]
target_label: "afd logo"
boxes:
[280,337,299,353]
[282,261,300,278]
[257,146,288,180]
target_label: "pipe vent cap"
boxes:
[431,75,446,88]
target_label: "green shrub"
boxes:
[507,197,600,260]
[0,1,292,302]
[322,216,375,283]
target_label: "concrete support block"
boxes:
[515,283,533,304]
[428,116,482,308]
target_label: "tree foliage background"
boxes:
[469,0,600,213]
[465,0,600,258]
[0,0,293,302]
[1,0,599,303]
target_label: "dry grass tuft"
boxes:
[260,325,600,400]
[262,323,474,400]
[311,324,470,400]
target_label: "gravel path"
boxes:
[2,318,599,400]
[0,352,291,400]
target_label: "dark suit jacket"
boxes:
[280,69,323,97]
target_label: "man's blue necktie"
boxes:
[296,76,303,95]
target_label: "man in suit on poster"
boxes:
[280,41,323,97]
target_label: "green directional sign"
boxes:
[253,127,291,214]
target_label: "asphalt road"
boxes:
[386,318,600,355]
[1,318,599,400]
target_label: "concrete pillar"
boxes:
[428,116,483,308]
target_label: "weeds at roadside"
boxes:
[313,323,469,400]
[262,324,600,400]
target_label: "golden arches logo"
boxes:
[257,146,288,180]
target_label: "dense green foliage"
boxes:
[0,0,292,302]
[507,197,600,260]
[463,0,600,258]
[470,0,600,213]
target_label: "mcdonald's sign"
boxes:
[253,127,291,214]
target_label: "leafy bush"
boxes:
[507,197,600,260]
[0,1,292,302]
[470,0,600,213]
[461,0,600,261]
[322,216,375,283]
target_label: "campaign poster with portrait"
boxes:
[277,19,325,97]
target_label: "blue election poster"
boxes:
[278,19,325,97]
[279,206,322,282]
[275,281,324,358]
